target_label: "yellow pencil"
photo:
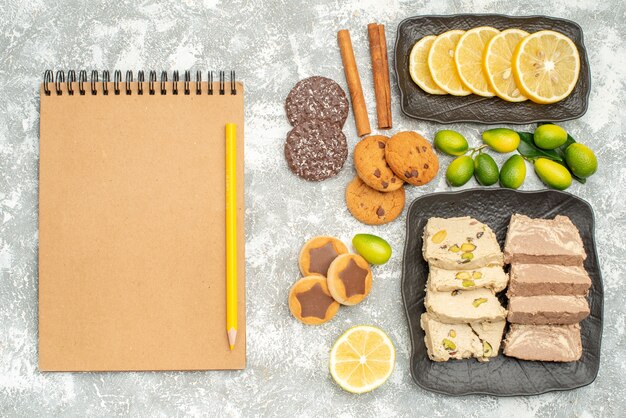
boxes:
[225,123,238,350]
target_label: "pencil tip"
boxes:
[227,328,237,350]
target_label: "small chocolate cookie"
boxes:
[385,131,439,186]
[289,276,340,325]
[345,177,405,225]
[299,236,349,277]
[327,254,372,306]
[285,120,348,181]
[354,135,404,192]
[285,76,349,127]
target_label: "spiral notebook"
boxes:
[38,70,245,371]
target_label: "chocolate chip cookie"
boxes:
[285,120,348,181]
[354,135,404,192]
[385,131,439,186]
[345,176,405,225]
[285,76,349,127]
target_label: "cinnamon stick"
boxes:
[368,23,392,129]
[338,29,371,137]
[378,24,392,126]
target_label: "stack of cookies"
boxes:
[347,131,439,225]
[420,217,509,362]
[502,215,591,362]
[284,76,350,182]
[289,236,373,325]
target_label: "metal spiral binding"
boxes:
[91,70,99,95]
[184,71,191,95]
[55,70,65,95]
[67,70,76,95]
[102,70,110,95]
[172,71,179,95]
[149,71,157,95]
[137,71,144,95]
[43,70,53,95]
[207,71,214,95]
[230,70,237,95]
[42,70,238,96]
[78,70,87,95]
[113,70,122,95]
[125,70,133,95]
[160,71,168,95]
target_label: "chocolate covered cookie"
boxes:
[345,177,405,225]
[327,254,372,305]
[385,131,439,186]
[285,120,348,181]
[289,276,340,325]
[299,236,349,277]
[285,76,349,127]
[354,135,404,192]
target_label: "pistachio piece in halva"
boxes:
[472,298,488,308]
[483,341,493,356]
[462,279,475,288]
[442,338,457,351]
[431,230,447,244]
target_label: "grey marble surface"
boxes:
[1,0,625,416]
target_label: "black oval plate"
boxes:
[394,14,591,124]
[401,189,603,396]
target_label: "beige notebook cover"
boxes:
[38,72,245,371]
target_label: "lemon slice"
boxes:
[329,325,395,394]
[512,30,580,104]
[427,30,472,96]
[454,26,500,97]
[483,29,529,102]
[409,35,447,95]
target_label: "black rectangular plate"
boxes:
[401,189,603,396]
[394,14,591,124]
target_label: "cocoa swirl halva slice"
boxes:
[285,76,349,127]
[284,120,348,181]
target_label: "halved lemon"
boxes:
[409,35,447,95]
[512,30,580,104]
[329,325,395,394]
[427,30,472,96]
[483,28,529,102]
[454,26,500,97]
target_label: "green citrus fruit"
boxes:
[499,154,526,189]
[473,153,499,186]
[482,128,521,153]
[533,124,568,150]
[352,234,392,265]
[534,158,572,190]
[446,156,474,187]
[564,143,598,178]
[434,130,469,156]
